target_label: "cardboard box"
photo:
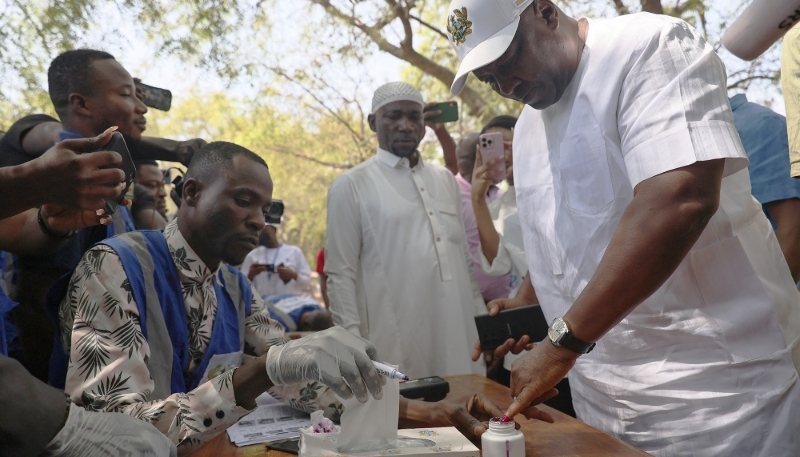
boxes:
[300,427,480,457]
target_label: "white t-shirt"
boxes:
[514,13,800,456]
[240,244,311,297]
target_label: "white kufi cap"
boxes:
[371,82,424,113]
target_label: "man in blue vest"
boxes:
[56,141,387,453]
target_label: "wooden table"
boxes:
[190,374,650,457]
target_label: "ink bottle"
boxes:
[481,418,525,457]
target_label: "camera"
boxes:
[480,136,494,148]
[266,199,285,224]
[265,264,276,273]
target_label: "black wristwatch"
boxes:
[548,317,595,354]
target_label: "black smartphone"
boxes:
[100,131,136,214]
[267,438,300,454]
[474,305,549,352]
[135,81,172,111]
[399,376,450,402]
[425,101,459,123]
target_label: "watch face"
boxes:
[548,318,568,344]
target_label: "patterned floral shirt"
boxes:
[58,220,342,454]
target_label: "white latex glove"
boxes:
[41,403,176,457]
[266,326,385,402]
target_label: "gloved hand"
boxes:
[41,403,176,457]
[266,327,384,402]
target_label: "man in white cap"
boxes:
[325,82,486,378]
[446,1,800,455]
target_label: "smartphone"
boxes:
[425,101,459,123]
[100,132,136,214]
[479,132,507,182]
[135,81,172,111]
[267,438,300,454]
[474,305,549,352]
[399,376,450,402]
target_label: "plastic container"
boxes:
[480,418,525,457]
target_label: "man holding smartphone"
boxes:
[447,0,800,455]
[10,49,149,381]
[240,202,312,298]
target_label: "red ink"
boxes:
[499,415,512,423]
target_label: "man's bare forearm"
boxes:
[435,127,458,175]
[133,137,181,162]
[765,198,800,282]
[472,192,501,263]
[563,159,725,344]
[231,355,275,410]
[515,272,539,305]
[0,163,48,219]
[0,210,69,256]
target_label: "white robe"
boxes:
[514,13,800,456]
[325,148,485,378]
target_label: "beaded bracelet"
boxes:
[37,206,75,238]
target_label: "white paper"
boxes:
[336,368,399,453]
[200,351,243,384]
[226,403,311,447]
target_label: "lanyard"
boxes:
[267,245,282,280]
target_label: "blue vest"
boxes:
[48,230,251,398]
[0,251,19,357]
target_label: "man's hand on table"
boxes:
[401,393,555,441]
[505,342,577,419]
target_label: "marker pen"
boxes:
[372,361,409,381]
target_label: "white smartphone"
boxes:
[479,132,507,182]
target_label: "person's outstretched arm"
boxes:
[0,128,125,220]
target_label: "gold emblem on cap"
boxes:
[447,7,473,45]
[514,0,526,6]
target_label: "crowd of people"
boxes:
[1,0,800,456]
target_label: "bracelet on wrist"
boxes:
[37,206,75,238]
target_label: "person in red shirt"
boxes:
[316,248,329,308]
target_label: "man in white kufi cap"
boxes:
[325,82,486,378]
[444,0,800,455]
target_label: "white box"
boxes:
[300,427,480,457]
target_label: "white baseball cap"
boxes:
[446,0,534,95]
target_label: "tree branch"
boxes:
[728,73,781,90]
[309,0,488,115]
[409,14,448,40]
[261,144,354,169]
